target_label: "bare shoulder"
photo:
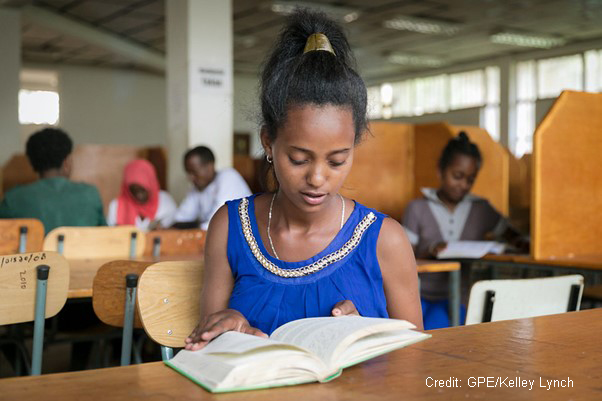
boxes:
[377,217,412,251]
[377,217,416,274]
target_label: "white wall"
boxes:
[233,74,262,156]
[0,9,21,167]
[19,63,166,149]
[387,107,481,127]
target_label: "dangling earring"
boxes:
[266,154,273,164]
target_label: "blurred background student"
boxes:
[402,132,526,329]
[106,159,176,230]
[173,145,251,230]
[0,127,106,233]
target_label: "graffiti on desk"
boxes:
[0,253,46,269]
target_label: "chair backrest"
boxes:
[465,274,584,325]
[137,260,204,348]
[0,251,69,325]
[143,229,206,257]
[43,226,146,259]
[0,218,45,254]
[92,260,154,328]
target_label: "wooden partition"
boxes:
[0,218,45,254]
[414,123,509,215]
[341,122,414,221]
[508,152,531,232]
[532,90,602,259]
[1,145,167,212]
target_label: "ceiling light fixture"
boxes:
[383,15,461,35]
[490,31,566,49]
[387,53,446,68]
[271,1,360,23]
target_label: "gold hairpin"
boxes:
[303,33,336,56]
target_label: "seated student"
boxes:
[0,127,105,233]
[184,10,422,351]
[173,146,252,230]
[106,159,177,230]
[402,132,526,330]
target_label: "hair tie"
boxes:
[303,33,336,56]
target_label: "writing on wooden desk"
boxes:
[0,252,46,268]
[20,270,27,289]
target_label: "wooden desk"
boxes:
[2,309,600,400]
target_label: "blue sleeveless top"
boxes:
[226,194,389,334]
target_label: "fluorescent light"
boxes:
[388,53,446,68]
[383,15,461,35]
[490,31,566,49]
[271,1,360,23]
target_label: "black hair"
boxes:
[438,131,482,171]
[184,146,215,165]
[260,9,368,144]
[25,127,73,174]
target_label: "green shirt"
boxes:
[0,177,107,234]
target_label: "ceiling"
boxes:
[4,0,602,83]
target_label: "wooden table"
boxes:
[2,309,600,400]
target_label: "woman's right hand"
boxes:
[184,309,267,351]
[429,242,447,257]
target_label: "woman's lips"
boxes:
[301,192,327,205]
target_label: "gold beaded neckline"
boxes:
[238,197,376,278]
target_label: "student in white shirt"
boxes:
[107,159,177,231]
[174,146,251,230]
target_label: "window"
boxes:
[585,49,602,92]
[19,90,60,125]
[367,86,383,119]
[449,70,485,109]
[19,69,60,125]
[412,74,447,115]
[537,55,583,99]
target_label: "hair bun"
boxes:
[457,131,470,142]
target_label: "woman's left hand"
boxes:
[331,300,360,316]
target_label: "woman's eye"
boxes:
[329,160,346,167]
[289,157,308,165]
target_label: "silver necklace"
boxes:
[267,193,345,260]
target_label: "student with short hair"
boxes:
[173,146,251,230]
[184,10,422,350]
[402,132,526,329]
[106,159,177,230]
[0,128,105,233]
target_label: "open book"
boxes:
[165,316,430,393]
[437,240,505,259]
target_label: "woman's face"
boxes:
[129,183,149,204]
[439,154,480,204]
[265,104,356,213]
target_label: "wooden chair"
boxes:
[92,260,154,365]
[136,260,203,360]
[465,275,584,325]
[143,229,206,258]
[0,218,45,254]
[43,226,146,259]
[0,251,69,375]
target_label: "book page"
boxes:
[437,240,505,259]
[270,316,414,369]
[168,332,327,392]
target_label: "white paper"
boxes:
[437,241,505,259]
